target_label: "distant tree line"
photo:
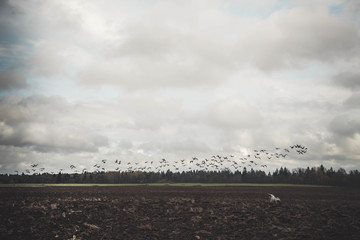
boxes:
[1,165,359,187]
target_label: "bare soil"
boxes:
[1,185,360,239]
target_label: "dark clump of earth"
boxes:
[1,185,360,239]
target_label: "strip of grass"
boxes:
[0,183,329,187]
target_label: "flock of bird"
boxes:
[20,145,308,175]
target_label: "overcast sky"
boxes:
[1,0,360,174]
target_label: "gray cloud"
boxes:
[333,71,360,91]
[0,122,108,153]
[327,111,360,159]
[0,0,23,38]
[0,71,26,90]
[329,112,360,138]
[0,95,109,153]
[343,93,360,109]
[0,95,70,124]
[139,138,211,155]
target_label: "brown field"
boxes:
[1,185,360,239]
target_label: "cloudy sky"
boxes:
[1,0,360,174]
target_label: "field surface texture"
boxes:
[1,185,359,239]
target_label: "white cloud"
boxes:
[202,98,263,130]
[5,0,358,90]
[72,3,360,90]
[237,6,360,70]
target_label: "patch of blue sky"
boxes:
[0,87,29,98]
[328,1,346,16]
[275,62,333,82]
[19,76,120,101]
[0,40,33,71]
[0,54,16,71]
[222,0,293,19]
[0,12,36,72]
[0,30,19,44]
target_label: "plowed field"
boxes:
[1,185,359,239]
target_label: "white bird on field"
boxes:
[268,193,281,203]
